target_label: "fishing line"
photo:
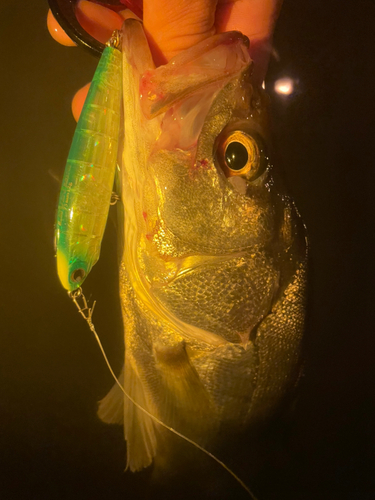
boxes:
[68,288,258,500]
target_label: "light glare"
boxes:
[274,77,294,96]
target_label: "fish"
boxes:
[94,19,308,473]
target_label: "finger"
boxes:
[72,83,90,122]
[47,9,76,46]
[216,0,281,40]
[143,0,219,65]
[75,0,124,44]
[216,0,283,83]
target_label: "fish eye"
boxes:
[71,268,85,283]
[225,141,249,171]
[218,130,266,181]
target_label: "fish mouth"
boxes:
[139,31,251,120]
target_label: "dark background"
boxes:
[0,1,374,499]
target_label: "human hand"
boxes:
[48,0,282,120]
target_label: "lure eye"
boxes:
[71,268,86,284]
[217,130,266,181]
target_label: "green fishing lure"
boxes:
[55,31,122,291]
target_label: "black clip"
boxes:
[48,0,124,56]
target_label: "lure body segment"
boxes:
[56,40,122,291]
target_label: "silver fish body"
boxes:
[98,20,308,472]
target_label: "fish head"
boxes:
[121,27,306,345]
[145,77,273,257]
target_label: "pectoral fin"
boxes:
[97,357,158,471]
[154,342,215,441]
[123,356,157,472]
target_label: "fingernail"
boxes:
[72,83,90,122]
[76,0,124,44]
[47,9,76,47]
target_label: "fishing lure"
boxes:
[55,30,122,291]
